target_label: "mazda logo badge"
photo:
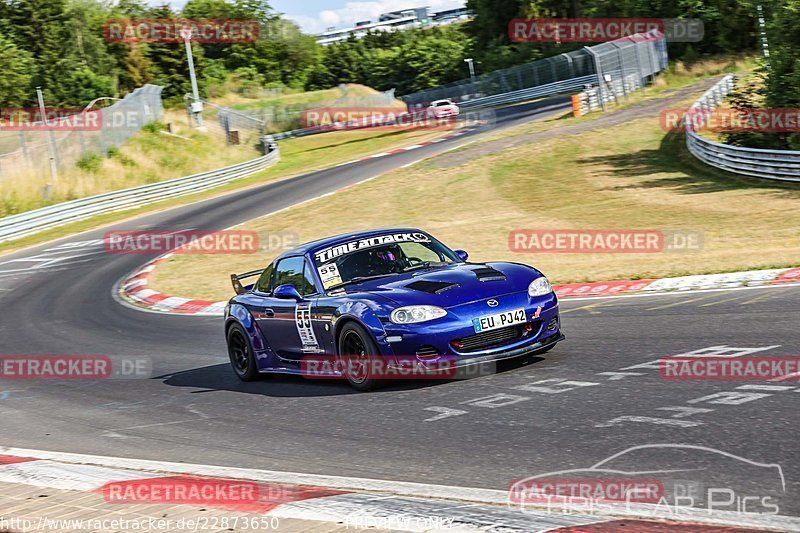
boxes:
[487,299,498,307]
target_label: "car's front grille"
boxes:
[416,345,439,359]
[451,321,540,353]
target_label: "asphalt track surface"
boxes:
[0,95,798,521]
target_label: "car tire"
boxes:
[337,322,380,392]
[227,323,260,382]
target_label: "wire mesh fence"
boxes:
[400,30,668,109]
[586,30,668,109]
[203,85,399,135]
[0,85,164,181]
[193,98,280,154]
[182,32,668,146]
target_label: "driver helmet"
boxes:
[374,249,396,262]
[372,245,402,268]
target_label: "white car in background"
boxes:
[426,99,460,118]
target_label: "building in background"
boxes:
[315,6,472,45]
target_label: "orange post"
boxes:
[571,94,582,117]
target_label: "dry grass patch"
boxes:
[152,107,800,302]
[0,109,258,218]
[215,84,382,109]
[0,118,454,254]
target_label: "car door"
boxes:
[237,262,280,368]
[253,256,322,363]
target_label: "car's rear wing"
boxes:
[230,269,264,295]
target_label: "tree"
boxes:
[391,35,467,93]
[760,0,800,149]
[1,0,72,102]
[0,30,34,106]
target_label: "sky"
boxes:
[147,1,467,34]
[271,0,467,34]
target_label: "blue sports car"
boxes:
[225,228,563,390]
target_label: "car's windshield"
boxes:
[313,232,461,290]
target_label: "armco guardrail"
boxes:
[402,31,667,110]
[685,75,800,182]
[458,75,598,109]
[271,108,452,141]
[0,149,280,244]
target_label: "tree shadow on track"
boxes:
[158,354,547,397]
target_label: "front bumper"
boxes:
[379,292,562,365]
[437,331,564,369]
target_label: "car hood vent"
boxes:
[405,280,459,294]
[472,266,506,281]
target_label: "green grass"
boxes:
[472,54,760,146]
[0,124,452,255]
[214,83,406,133]
[0,111,259,219]
[223,84,386,112]
[151,71,800,302]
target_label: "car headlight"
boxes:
[528,276,553,297]
[390,305,447,324]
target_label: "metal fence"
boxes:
[0,85,164,180]
[586,32,668,109]
[400,30,668,109]
[208,85,398,134]
[195,98,268,149]
[685,75,800,182]
[207,32,668,142]
[0,149,280,244]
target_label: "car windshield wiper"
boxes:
[401,261,449,273]
[327,274,393,291]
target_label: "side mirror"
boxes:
[455,249,469,262]
[274,284,302,301]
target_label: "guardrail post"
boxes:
[614,44,628,100]
[18,131,30,166]
[499,72,510,94]
[548,57,558,83]
[77,129,87,155]
[584,46,606,111]
[683,75,800,182]
[561,53,575,79]
[645,41,656,77]
[632,42,646,92]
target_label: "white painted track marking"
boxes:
[1,447,799,532]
